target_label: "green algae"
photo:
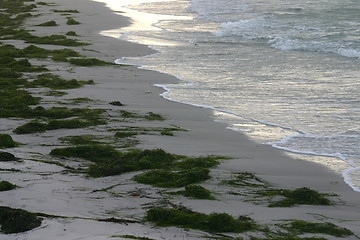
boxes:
[0,206,42,234]
[133,168,210,188]
[0,181,17,191]
[0,151,17,162]
[257,187,332,207]
[36,20,58,26]
[145,207,255,233]
[66,18,81,25]
[281,220,353,237]
[69,58,113,66]
[0,134,18,148]
[170,184,215,200]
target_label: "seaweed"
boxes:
[59,135,102,145]
[258,187,332,207]
[13,121,47,134]
[65,31,78,36]
[0,134,18,148]
[69,58,113,66]
[170,184,215,200]
[133,168,211,188]
[281,220,353,237]
[52,9,80,13]
[0,151,17,162]
[145,207,255,233]
[109,101,124,106]
[66,18,81,25]
[0,206,42,234]
[0,181,17,191]
[36,20,58,26]
[144,112,165,121]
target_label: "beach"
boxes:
[1,0,360,239]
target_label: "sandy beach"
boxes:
[1,0,360,239]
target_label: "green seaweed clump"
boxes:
[59,135,101,145]
[282,220,353,238]
[223,172,269,188]
[0,206,42,234]
[145,207,255,233]
[69,58,113,66]
[259,187,332,207]
[36,20,58,26]
[0,181,17,191]
[0,134,17,148]
[133,168,210,188]
[50,144,120,161]
[66,18,81,25]
[13,121,47,134]
[172,184,215,200]
[88,149,177,177]
[65,31,78,36]
[145,112,165,121]
[0,152,16,162]
[28,73,82,89]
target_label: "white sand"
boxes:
[1,0,360,239]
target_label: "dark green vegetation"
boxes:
[281,220,353,238]
[14,117,105,134]
[258,187,332,207]
[0,181,17,191]
[0,206,42,234]
[59,135,102,145]
[113,235,155,240]
[36,20,58,26]
[169,184,215,200]
[134,168,210,188]
[109,101,124,106]
[52,9,80,13]
[66,18,81,25]
[50,146,222,182]
[0,151,17,162]
[223,172,269,188]
[145,207,255,233]
[69,58,113,66]
[65,31,78,36]
[0,134,18,148]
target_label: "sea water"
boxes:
[98,0,360,191]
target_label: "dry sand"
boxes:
[1,0,360,239]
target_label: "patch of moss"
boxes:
[36,20,58,26]
[282,220,353,237]
[69,58,113,66]
[0,151,17,162]
[258,187,332,207]
[0,206,42,234]
[0,181,17,191]
[0,134,18,148]
[66,18,81,25]
[133,168,211,188]
[171,185,215,200]
[145,207,255,233]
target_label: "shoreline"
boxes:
[1,0,360,239]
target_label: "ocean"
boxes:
[97,0,360,191]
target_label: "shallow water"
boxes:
[99,0,360,191]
